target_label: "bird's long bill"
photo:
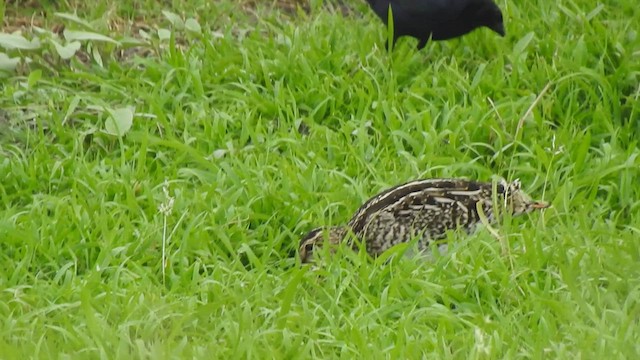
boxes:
[530,201,550,209]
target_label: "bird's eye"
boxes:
[304,243,314,253]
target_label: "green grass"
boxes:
[1,0,640,358]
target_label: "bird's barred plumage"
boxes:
[299,178,549,263]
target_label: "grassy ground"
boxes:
[1,0,639,358]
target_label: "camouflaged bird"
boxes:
[299,178,548,263]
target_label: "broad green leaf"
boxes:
[51,40,81,59]
[64,30,120,45]
[157,28,171,41]
[0,33,41,50]
[185,18,201,34]
[162,11,184,28]
[104,106,135,136]
[54,12,94,29]
[0,52,20,71]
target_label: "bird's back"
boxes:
[367,0,473,24]
[348,179,499,232]
[366,0,504,45]
[347,179,503,255]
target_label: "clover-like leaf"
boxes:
[104,106,135,136]
[51,40,82,59]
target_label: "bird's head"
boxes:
[299,226,346,264]
[473,0,506,37]
[502,179,550,216]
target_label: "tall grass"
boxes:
[1,0,639,358]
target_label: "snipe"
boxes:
[299,178,549,263]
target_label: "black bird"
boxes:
[366,0,506,49]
